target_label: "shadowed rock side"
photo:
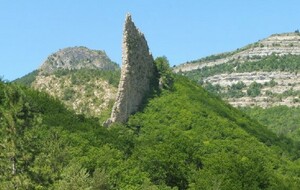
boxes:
[105,14,155,125]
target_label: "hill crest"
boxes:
[174,32,300,73]
[39,46,119,74]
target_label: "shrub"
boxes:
[247,82,262,97]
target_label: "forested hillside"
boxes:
[14,46,121,118]
[1,74,300,189]
[242,106,300,142]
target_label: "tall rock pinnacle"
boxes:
[105,14,155,125]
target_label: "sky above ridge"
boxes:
[1,0,300,80]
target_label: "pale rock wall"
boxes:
[204,71,300,107]
[105,14,155,125]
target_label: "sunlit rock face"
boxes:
[105,14,155,125]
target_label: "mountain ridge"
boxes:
[175,32,300,108]
[174,32,300,73]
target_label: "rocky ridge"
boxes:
[105,14,155,125]
[39,46,118,74]
[175,32,300,108]
[174,33,300,73]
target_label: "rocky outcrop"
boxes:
[105,14,155,125]
[39,46,119,74]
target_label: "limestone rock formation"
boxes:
[105,14,155,125]
[39,46,118,74]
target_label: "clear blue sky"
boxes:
[1,0,299,81]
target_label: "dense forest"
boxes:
[1,66,300,189]
[242,106,300,142]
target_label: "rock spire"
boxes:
[105,14,155,125]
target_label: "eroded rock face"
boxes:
[204,72,300,108]
[105,14,155,125]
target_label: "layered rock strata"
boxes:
[204,72,300,107]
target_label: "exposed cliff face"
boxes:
[205,72,300,108]
[39,46,118,74]
[175,32,300,108]
[106,14,155,125]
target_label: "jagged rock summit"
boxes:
[39,46,118,74]
[105,14,155,125]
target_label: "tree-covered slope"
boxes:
[127,76,300,189]
[14,69,120,118]
[1,76,300,189]
[242,106,300,142]
[13,46,121,118]
[14,70,39,87]
[0,80,125,189]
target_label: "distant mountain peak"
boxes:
[39,46,119,74]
